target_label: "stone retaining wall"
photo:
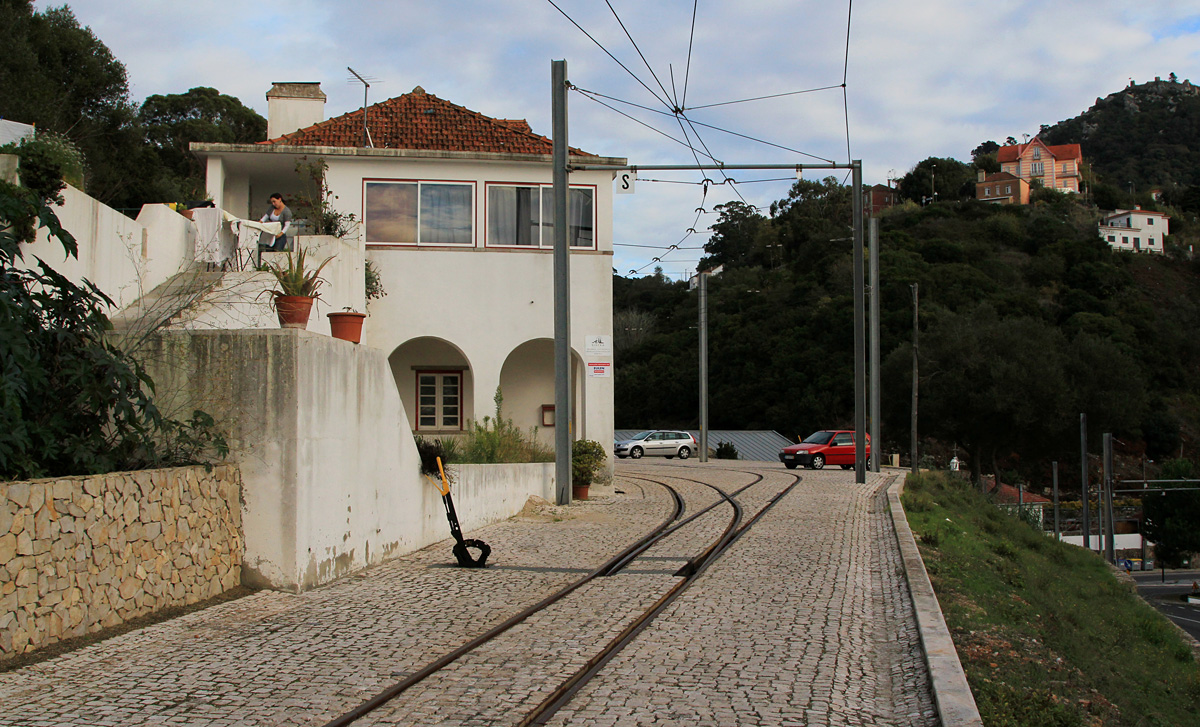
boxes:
[0,465,243,659]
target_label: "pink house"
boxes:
[997,137,1083,194]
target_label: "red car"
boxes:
[779,430,871,470]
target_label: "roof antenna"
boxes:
[347,67,378,148]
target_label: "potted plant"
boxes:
[264,243,334,329]
[327,307,367,343]
[571,439,606,500]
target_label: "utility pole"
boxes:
[869,217,881,473]
[698,270,709,462]
[1104,433,1116,563]
[852,161,866,483]
[910,283,919,475]
[1081,413,1089,551]
[551,60,571,505]
[1052,460,1060,539]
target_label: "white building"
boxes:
[1099,206,1170,254]
[192,83,625,450]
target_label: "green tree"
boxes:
[139,87,267,200]
[1143,459,1200,566]
[898,157,976,204]
[0,1,152,207]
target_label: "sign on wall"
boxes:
[587,362,612,378]
[585,335,612,355]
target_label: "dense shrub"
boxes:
[454,388,553,464]
[572,439,606,488]
[0,184,226,479]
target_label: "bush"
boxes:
[0,184,227,479]
[714,440,739,459]
[455,388,553,464]
[572,439,606,487]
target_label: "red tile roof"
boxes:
[262,86,592,156]
[981,171,1022,183]
[989,481,1052,504]
[997,137,1082,163]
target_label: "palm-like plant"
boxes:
[265,243,334,302]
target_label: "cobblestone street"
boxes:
[0,462,937,726]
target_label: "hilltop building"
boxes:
[1098,206,1170,254]
[998,137,1082,194]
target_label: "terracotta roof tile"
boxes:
[262,86,592,156]
[997,137,1083,163]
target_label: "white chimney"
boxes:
[266,82,326,139]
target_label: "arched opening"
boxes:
[389,337,473,434]
[499,339,583,446]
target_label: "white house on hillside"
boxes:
[1098,206,1170,254]
[192,83,626,450]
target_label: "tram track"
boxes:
[321,464,800,727]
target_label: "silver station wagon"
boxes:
[614,430,697,459]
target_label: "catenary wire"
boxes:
[544,0,671,109]
[681,0,698,109]
[605,0,677,110]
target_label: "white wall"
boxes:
[138,329,557,592]
[19,185,197,313]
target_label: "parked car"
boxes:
[615,430,697,459]
[779,430,871,470]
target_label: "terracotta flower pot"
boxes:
[328,311,367,343]
[274,295,314,329]
[572,484,590,501]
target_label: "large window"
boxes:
[417,372,461,430]
[364,181,473,245]
[487,184,595,248]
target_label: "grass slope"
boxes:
[902,472,1200,726]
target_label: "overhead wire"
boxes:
[553,0,857,276]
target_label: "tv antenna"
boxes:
[347,67,378,148]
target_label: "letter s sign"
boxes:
[616,172,635,194]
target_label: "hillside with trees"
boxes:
[613,180,1200,489]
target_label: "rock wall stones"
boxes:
[0,465,243,659]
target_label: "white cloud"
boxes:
[36,0,1200,276]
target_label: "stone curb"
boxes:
[887,474,984,727]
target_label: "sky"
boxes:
[36,0,1200,280]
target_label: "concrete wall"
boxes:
[19,185,196,314]
[137,329,559,592]
[0,466,243,660]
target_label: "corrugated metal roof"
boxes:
[614,430,794,463]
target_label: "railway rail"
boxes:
[321,464,800,726]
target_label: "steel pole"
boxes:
[1052,460,1060,539]
[869,216,880,473]
[699,271,709,462]
[1104,433,1116,563]
[552,60,571,505]
[911,283,919,476]
[852,161,866,483]
[1081,413,1089,551]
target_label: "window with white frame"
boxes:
[364,181,474,245]
[1006,185,1012,194]
[984,186,991,197]
[417,372,461,430]
[1031,161,1044,176]
[1032,146,1042,159]
[486,184,595,248]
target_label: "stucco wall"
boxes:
[20,186,196,314]
[0,465,243,660]
[137,329,560,592]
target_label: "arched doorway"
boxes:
[499,339,583,446]
[389,337,473,434]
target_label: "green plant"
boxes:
[292,156,358,238]
[572,439,606,488]
[0,184,227,479]
[455,388,554,464]
[264,242,333,300]
[714,440,739,459]
[365,259,386,304]
[0,130,86,204]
